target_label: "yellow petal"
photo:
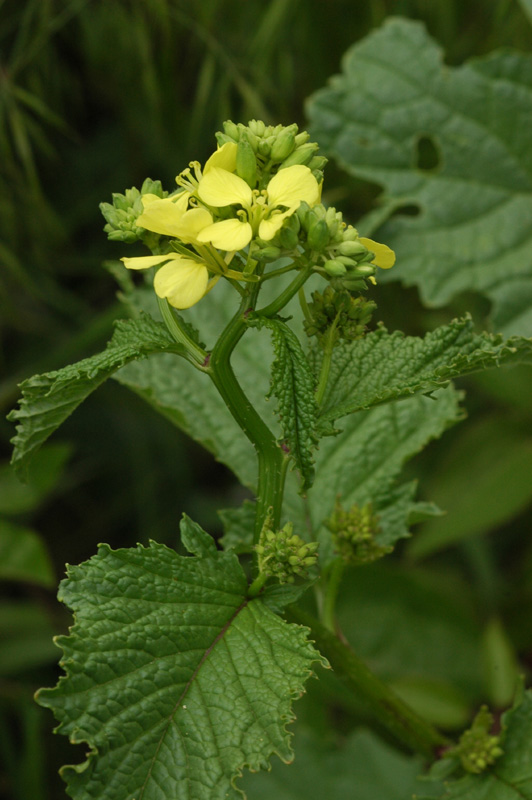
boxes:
[136,197,188,237]
[266,165,320,209]
[197,218,252,251]
[204,142,238,173]
[359,237,396,269]
[258,210,292,241]
[198,168,252,207]
[175,207,213,243]
[120,253,181,270]
[153,258,209,309]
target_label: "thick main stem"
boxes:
[208,298,285,542]
[286,606,450,759]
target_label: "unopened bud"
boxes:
[271,130,296,162]
[279,227,299,250]
[307,219,329,251]
[336,240,367,257]
[279,143,318,168]
[254,245,282,262]
[223,120,240,141]
[236,138,257,187]
[323,259,347,276]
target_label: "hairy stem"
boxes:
[286,606,450,759]
[208,295,285,543]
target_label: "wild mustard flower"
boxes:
[196,164,320,251]
[112,122,394,312]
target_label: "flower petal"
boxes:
[266,165,320,209]
[175,207,213,243]
[204,142,238,174]
[359,237,396,269]
[198,168,252,207]
[136,196,189,237]
[197,218,252,251]
[121,253,182,270]
[153,258,209,309]
[258,210,292,241]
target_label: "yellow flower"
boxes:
[136,192,213,244]
[196,164,320,251]
[121,253,209,309]
[359,237,395,269]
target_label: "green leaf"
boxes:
[37,521,325,800]
[315,318,532,427]
[240,727,441,800]
[307,18,532,336]
[421,690,532,798]
[283,385,463,563]
[8,314,182,478]
[249,316,318,490]
[115,285,462,560]
[0,519,55,587]
[518,0,532,26]
[409,415,532,559]
[336,563,483,705]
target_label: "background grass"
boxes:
[1,1,532,798]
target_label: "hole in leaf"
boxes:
[415,134,440,171]
[394,203,421,217]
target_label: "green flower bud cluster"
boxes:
[450,707,503,774]
[255,522,319,584]
[100,179,166,243]
[216,120,326,187]
[304,286,376,344]
[297,204,378,291]
[326,500,392,565]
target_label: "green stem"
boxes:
[157,296,207,366]
[257,262,314,318]
[208,295,286,542]
[322,558,345,632]
[315,317,339,406]
[286,606,450,759]
[248,572,268,598]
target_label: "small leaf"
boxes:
[218,500,256,553]
[249,316,318,491]
[8,314,182,478]
[37,520,325,800]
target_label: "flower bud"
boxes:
[336,240,368,257]
[279,143,318,168]
[257,139,271,157]
[307,218,330,251]
[222,120,240,141]
[248,119,266,137]
[236,137,257,187]
[294,131,310,146]
[254,245,282,262]
[323,259,347,276]
[308,156,328,171]
[270,130,296,162]
[279,227,299,250]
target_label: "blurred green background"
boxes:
[2,1,532,798]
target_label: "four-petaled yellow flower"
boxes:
[196,165,320,251]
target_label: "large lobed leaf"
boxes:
[37,519,325,800]
[8,314,182,478]
[307,18,532,336]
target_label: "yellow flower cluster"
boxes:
[121,142,320,309]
